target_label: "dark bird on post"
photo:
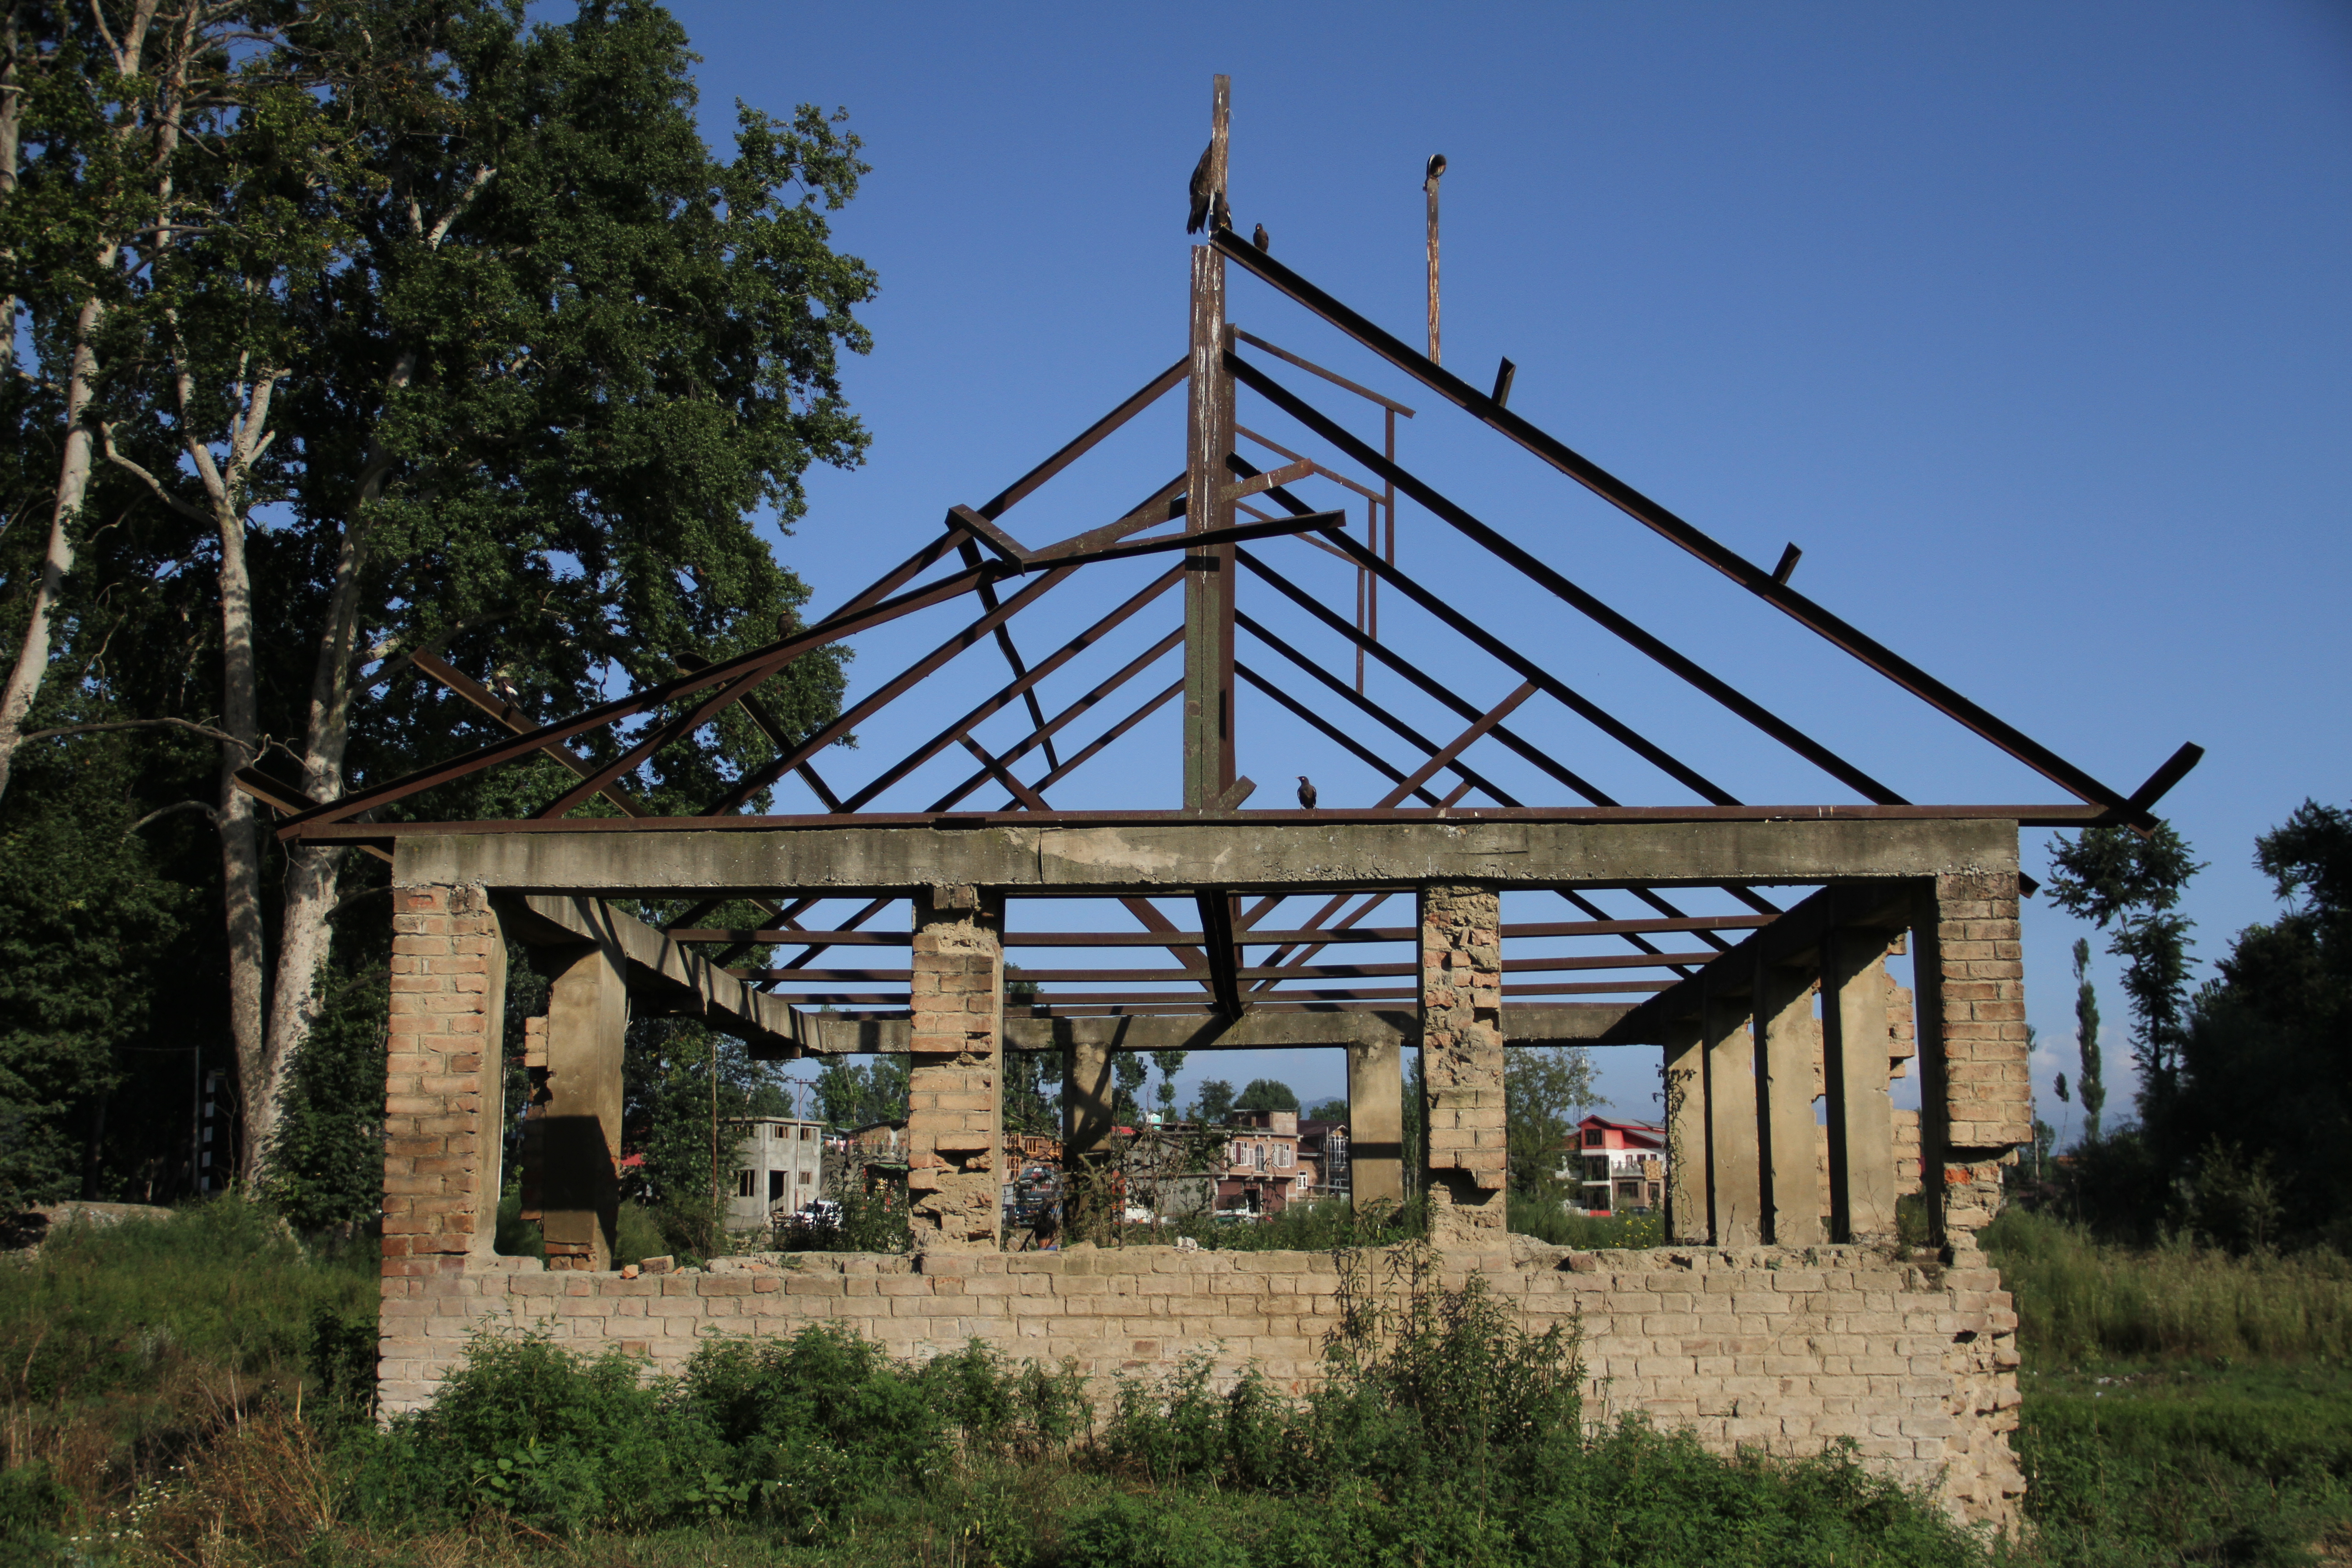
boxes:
[1424,152,1448,189]
[1252,223,1269,252]
[1296,775,1317,810]
[1187,142,1215,233]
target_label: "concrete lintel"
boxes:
[495,893,802,1058]
[776,1002,1632,1058]
[395,818,2018,899]
[1599,880,1933,1045]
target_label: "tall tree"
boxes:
[2072,937,2104,1142]
[1195,1078,1235,1125]
[0,0,240,803]
[1234,1078,1298,1115]
[1504,1044,1603,1195]
[1148,1048,1186,1120]
[2047,823,2203,1116]
[56,0,874,1176]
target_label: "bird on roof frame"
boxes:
[1252,223,1269,252]
[1296,776,1317,809]
[1187,142,1215,233]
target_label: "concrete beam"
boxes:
[396,818,2019,900]
[777,1003,1632,1057]
[496,893,803,1058]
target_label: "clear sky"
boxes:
[660,1,2352,1133]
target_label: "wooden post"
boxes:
[1423,153,1446,365]
[1823,926,1899,1243]
[1754,957,1824,1246]
[1702,985,1761,1246]
[1182,78,1235,808]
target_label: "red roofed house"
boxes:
[1561,1115,1666,1215]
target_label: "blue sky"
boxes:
[660,1,2351,1131]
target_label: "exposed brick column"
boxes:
[381,884,505,1408]
[909,886,1003,1249]
[1661,1019,1709,1243]
[539,939,627,1270]
[1912,872,2029,1253]
[1346,1034,1405,1209]
[1419,883,1505,1244]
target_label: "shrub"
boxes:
[343,1329,727,1537]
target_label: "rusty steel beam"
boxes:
[974,359,1189,523]
[925,632,1184,812]
[1371,680,1537,810]
[412,652,652,819]
[278,557,1008,833]
[1234,662,1447,807]
[1214,230,2177,829]
[837,566,1184,814]
[1233,351,1908,806]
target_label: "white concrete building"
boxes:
[726,1117,828,1230]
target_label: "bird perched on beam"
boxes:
[1296,775,1317,810]
[1187,142,1215,233]
[1252,223,1270,253]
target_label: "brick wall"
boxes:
[378,1243,2024,1529]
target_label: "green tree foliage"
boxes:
[1233,1078,1298,1115]
[2073,937,2105,1142]
[1305,1098,1348,1122]
[1002,1050,1057,1137]
[813,1056,907,1131]
[0,0,876,1205]
[1195,1078,1235,1124]
[1112,1052,1147,1126]
[2048,823,2203,1114]
[1504,1045,1603,1196]
[2168,800,2352,1245]
[1149,1049,1187,1119]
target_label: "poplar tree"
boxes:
[2072,937,2104,1142]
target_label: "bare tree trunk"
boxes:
[0,297,101,802]
[0,0,167,803]
[214,501,272,1175]
[255,170,489,1175]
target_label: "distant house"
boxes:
[1560,1115,1666,1214]
[725,1117,829,1230]
[1218,1110,1306,1216]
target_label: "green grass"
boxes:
[1986,1209,2352,1567]
[1987,1207,2352,1365]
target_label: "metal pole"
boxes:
[1183,74,1236,808]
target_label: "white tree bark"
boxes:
[0,0,171,803]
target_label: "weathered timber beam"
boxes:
[388,816,2020,897]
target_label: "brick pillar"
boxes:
[539,939,627,1270]
[1419,884,1505,1244]
[1912,872,2029,1253]
[1662,1019,1709,1243]
[1754,957,1823,1246]
[909,886,1003,1249]
[1346,1033,1405,1209]
[382,884,505,1409]
[1822,927,1900,1244]
[1702,985,1763,1246]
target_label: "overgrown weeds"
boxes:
[1986,1206,2352,1364]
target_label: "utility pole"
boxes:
[1424,153,1447,364]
